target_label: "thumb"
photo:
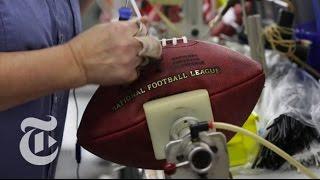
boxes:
[129,18,148,36]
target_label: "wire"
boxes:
[73,88,81,179]
[73,88,79,127]
[213,122,319,179]
[130,0,142,18]
[76,163,80,179]
[264,24,295,53]
[264,24,320,79]
[208,0,295,28]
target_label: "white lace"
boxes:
[161,36,188,47]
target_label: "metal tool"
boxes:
[164,121,231,179]
[130,0,142,19]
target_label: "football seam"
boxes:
[79,71,264,143]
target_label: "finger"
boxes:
[136,21,148,36]
[135,16,150,28]
[133,56,144,68]
[136,66,141,77]
[126,19,148,36]
[124,20,140,36]
[133,20,148,36]
[127,70,140,83]
[134,36,162,59]
[130,37,144,55]
[139,16,149,25]
[131,16,149,25]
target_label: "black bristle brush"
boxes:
[252,114,320,170]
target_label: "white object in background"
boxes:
[247,15,267,73]
[222,7,237,26]
[130,0,142,18]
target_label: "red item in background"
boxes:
[164,5,182,23]
[77,40,265,169]
[140,0,154,16]
[140,0,182,23]
[211,0,253,37]
[139,0,216,24]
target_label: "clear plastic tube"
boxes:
[214,122,319,179]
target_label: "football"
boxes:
[77,38,265,170]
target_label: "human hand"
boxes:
[66,19,161,86]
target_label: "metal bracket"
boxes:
[165,132,231,179]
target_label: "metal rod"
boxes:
[247,15,268,74]
[130,0,142,18]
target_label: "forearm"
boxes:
[0,45,86,111]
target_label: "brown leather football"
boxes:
[77,39,265,170]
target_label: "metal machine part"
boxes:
[164,118,230,179]
[186,142,215,174]
[143,90,231,179]
[165,130,231,179]
[169,117,198,140]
